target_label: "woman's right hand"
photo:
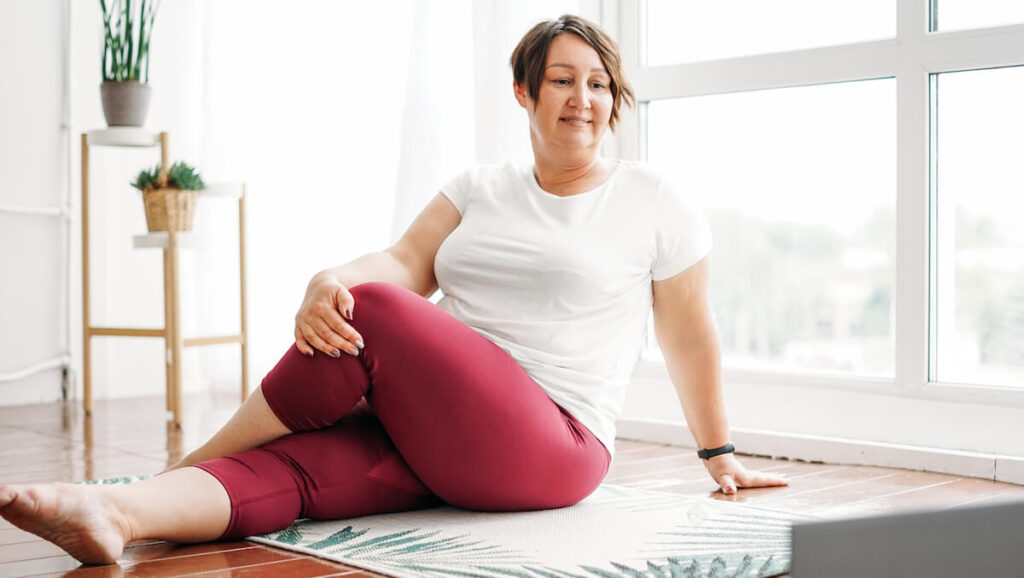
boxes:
[294,275,365,358]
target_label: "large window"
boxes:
[933,0,1024,31]
[932,66,1024,388]
[625,0,1024,396]
[645,0,894,65]
[646,81,896,377]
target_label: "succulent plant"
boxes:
[131,161,205,193]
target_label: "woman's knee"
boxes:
[348,282,440,345]
[349,282,423,321]
[260,344,370,431]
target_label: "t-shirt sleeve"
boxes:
[651,177,713,281]
[440,168,472,215]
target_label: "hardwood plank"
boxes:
[2,455,166,484]
[0,554,82,577]
[753,469,938,509]
[810,476,1024,518]
[0,447,136,478]
[194,557,360,577]
[120,541,256,564]
[0,539,66,563]
[0,527,36,547]
[97,545,296,575]
[613,439,660,454]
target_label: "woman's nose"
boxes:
[569,84,591,110]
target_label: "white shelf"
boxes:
[86,127,161,148]
[202,183,244,198]
[130,184,242,249]
[132,231,198,249]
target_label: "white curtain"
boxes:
[390,0,581,239]
[204,0,582,388]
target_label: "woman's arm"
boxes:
[295,193,461,357]
[313,193,461,297]
[652,256,788,494]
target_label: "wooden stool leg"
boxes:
[163,249,174,412]
[167,231,183,428]
[239,187,249,402]
[81,134,93,416]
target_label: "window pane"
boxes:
[646,0,895,66]
[933,0,1024,32]
[933,66,1024,388]
[645,79,896,377]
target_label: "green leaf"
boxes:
[130,164,161,192]
[306,526,371,550]
[132,0,145,79]
[124,0,134,79]
[333,528,426,554]
[272,525,303,545]
[166,161,205,191]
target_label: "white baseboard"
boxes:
[616,417,1024,486]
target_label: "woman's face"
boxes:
[516,33,614,158]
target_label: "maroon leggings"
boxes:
[194,282,611,539]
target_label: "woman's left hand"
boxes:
[703,453,789,495]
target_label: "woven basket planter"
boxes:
[143,188,198,232]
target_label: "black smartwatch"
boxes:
[697,443,735,460]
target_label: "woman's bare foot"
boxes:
[0,483,133,565]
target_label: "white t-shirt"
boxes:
[435,161,712,458]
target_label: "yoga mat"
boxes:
[248,483,811,577]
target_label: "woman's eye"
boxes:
[591,82,607,89]
[553,79,571,86]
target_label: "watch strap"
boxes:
[697,442,735,460]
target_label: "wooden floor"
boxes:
[2,393,1023,577]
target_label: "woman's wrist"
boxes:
[697,442,735,460]
[310,269,344,289]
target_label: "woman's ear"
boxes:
[513,82,528,108]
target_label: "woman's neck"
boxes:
[532,155,611,197]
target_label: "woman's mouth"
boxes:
[560,117,591,126]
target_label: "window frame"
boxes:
[607,0,1024,409]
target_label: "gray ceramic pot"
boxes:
[100,81,152,127]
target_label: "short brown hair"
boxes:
[510,14,635,132]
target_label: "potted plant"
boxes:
[99,0,160,127]
[131,162,205,232]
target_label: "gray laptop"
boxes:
[791,499,1024,577]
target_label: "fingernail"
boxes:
[330,349,341,358]
[344,308,353,320]
[347,345,360,356]
[355,339,365,349]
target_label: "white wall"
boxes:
[0,0,69,405]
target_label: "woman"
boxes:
[0,15,787,565]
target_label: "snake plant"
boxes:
[100,0,161,82]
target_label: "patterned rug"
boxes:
[248,484,810,577]
[82,477,806,577]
